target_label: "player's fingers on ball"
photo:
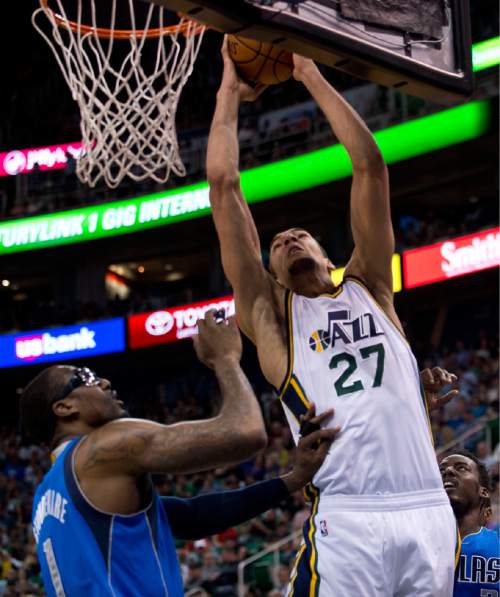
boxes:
[254,83,268,97]
[310,408,334,426]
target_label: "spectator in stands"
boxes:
[476,441,498,470]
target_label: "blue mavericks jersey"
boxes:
[455,527,500,596]
[32,438,183,596]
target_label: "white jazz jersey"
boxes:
[278,276,443,497]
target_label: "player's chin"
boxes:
[444,487,461,504]
[288,255,316,276]
[110,404,129,419]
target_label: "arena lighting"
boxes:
[0,99,492,256]
[472,36,500,72]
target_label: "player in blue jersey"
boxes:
[22,310,338,597]
[440,450,500,596]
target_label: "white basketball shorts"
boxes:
[287,486,458,597]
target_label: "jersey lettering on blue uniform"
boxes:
[455,527,500,596]
[32,437,183,597]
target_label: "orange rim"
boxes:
[39,0,205,39]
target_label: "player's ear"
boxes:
[52,398,79,420]
[479,486,490,499]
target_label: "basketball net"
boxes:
[32,0,206,188]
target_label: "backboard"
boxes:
[147,0,474,104]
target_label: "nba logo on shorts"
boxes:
[320,519,328,537]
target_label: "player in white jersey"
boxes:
[207,39,457,596]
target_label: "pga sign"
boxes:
[128,296,235,349]
[0,142,85,177]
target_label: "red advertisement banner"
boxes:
[128,295,235,349]
[0,142,84,176]
[403,227,500,289]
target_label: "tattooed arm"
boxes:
[75,312,267,480]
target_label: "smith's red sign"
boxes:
[403,228,500,289]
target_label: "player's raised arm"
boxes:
[293,57,394,304]
[206,39,279,340]
[75,312,267,478]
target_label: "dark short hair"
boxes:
[19,366,70,444]
[447,448,492,493]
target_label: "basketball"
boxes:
[227,35,294,85]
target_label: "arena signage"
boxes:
[128,296,235,349]
[331,254,402,293]
[0,100,492,256]
[0,318,125,368]
[403,228,500,289]
[0,142,85,177]
[472,36,500,72]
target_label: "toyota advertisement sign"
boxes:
[128,296,235,349]
[0,318,125,368]
[403,227,500,289]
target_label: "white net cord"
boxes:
[32,0,205,188]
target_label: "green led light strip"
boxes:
[473,36,500,72]
[0,99,492,256]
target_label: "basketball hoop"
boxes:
[32,0,206,188]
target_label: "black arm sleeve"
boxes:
[161,478,290,540]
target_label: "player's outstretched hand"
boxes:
[282,404,340,493]
[420,367,459,412]
[292,53,319,82]
[193,310,242,370]
[220,36,267,102]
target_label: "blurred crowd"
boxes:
[0,332,498,596]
